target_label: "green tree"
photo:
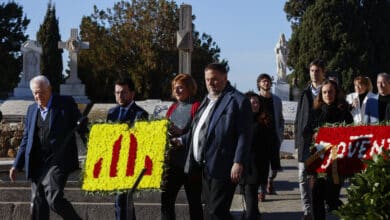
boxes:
[284,0,390,92]
[0,2,29,97]
[79,0,224,102]
[37,2,63,93]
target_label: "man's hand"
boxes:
[168,123,184,137]
[9,167,17,182]
[169,137,183,150]
[230,163,243,183]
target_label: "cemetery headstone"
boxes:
[12,40,42,99]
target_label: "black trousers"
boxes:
[31,165,81,220]
[202,167,236,220]
[240,184,260,220]
[115,192,136,220]
[161,166,203,220]
[312,177,343,220]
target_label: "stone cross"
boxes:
[58,28,89,84]
[177,4,192,75]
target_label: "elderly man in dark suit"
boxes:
[107,77,148,220]
[181,63,253,220]
[9,75,83,220]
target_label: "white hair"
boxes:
[29,75,51,91]
[377,72,390,83]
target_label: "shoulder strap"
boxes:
[191,101,200,119]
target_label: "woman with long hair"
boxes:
[240,91,278,220]
[304,80,353,220]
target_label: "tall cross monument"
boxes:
[58,28,90,103]
[177,4,192,74]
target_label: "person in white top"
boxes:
[346,76,378,124]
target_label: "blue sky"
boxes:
[12,0,292,93]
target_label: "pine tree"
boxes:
[37,2,63,93]
[284,0,390,93]
[0,2,29,97]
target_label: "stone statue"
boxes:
[21,40,42,86]
[275,33,288,82]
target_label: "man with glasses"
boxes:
[107,77,148,220]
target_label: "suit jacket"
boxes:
[107,102,148,124]
[13,95,82,179]
[184,83,253,180]
[295,85,315,162]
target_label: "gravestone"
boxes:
[87,100,173,122]
[0,100,34,122]
[281,101,297,124]
[275,81,290,101]
[12,40,42,99]
[58,28,90,103]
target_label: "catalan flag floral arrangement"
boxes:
[82,119,168,192]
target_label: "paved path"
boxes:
[231,159,344,220]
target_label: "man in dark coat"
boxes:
[182,63,253,220]
[10,75,84,220]
[107,78,148,220]
[376,73,390,122]
[295,59,325,220]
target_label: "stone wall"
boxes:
[0,123,23,157]
[0,122,296,158]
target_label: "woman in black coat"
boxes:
[304,79,353,220]
[240,92,280,220]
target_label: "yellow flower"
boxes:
[82,119,168,192]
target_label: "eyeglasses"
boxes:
[115,91,129,96]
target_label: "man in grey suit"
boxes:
[182,63,253,220]
[257,73,284,196]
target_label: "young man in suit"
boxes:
[9,75,84,220]
[107,77,148,220]
[182,63,253,220]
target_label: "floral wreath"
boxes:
[82,119,169,193]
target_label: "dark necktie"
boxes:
[118,107,126,122]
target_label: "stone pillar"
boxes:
[177,4,193,74]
